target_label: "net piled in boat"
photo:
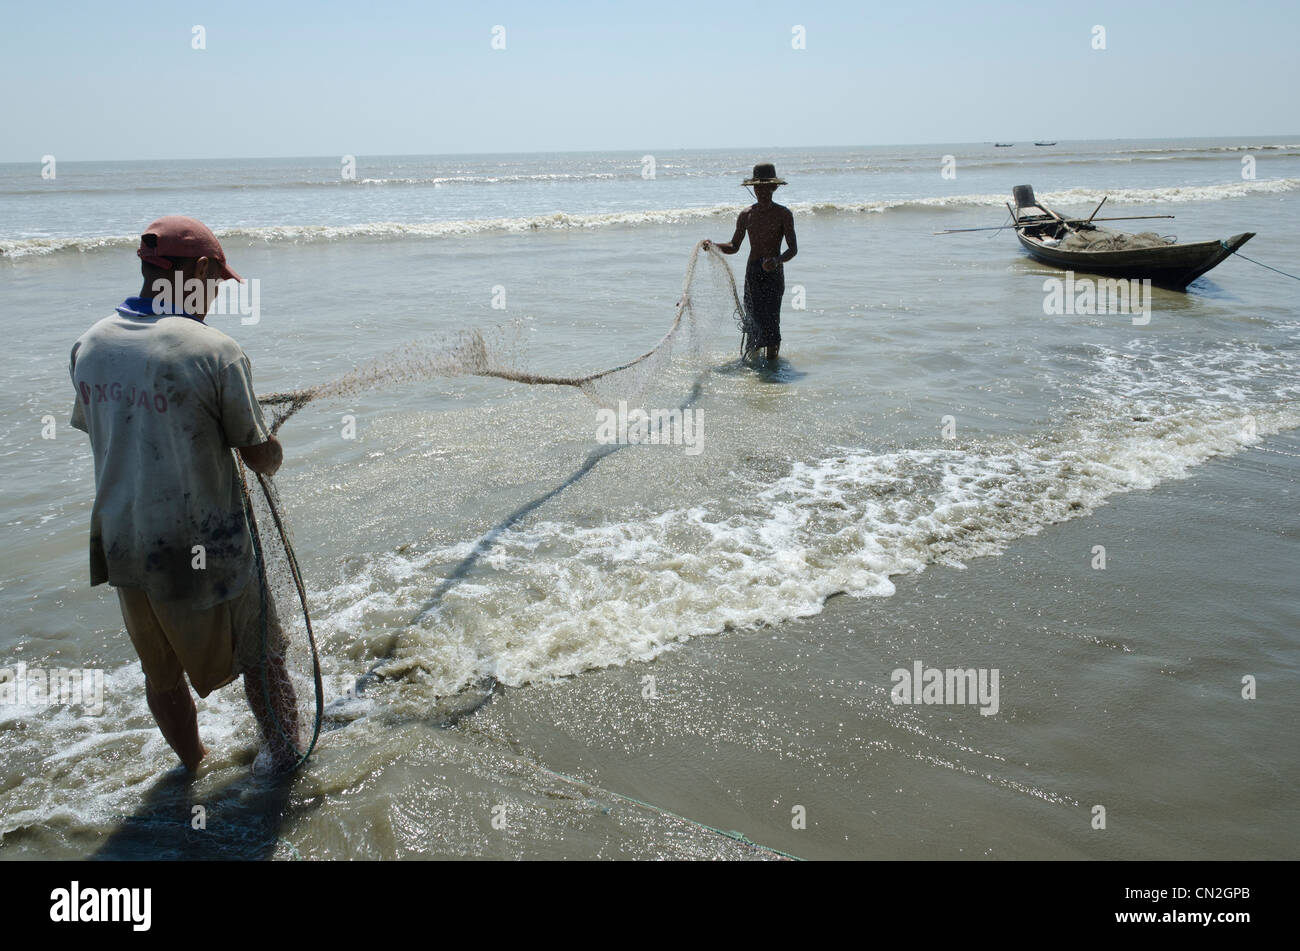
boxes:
[1061,229,1175,252]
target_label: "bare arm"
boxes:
[780,208,798,263]
[706,211,748,254]
[239,434,283,477]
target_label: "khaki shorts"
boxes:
[116,577,287,698]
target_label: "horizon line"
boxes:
[5,134,1300,166]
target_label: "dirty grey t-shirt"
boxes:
[70,298,270,609]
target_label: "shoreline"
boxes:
[33,431,1293,861]
[444,432,1300,860]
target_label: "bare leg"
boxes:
[766,344,779,361]
[145,678,206,771]
[243,653,301,773]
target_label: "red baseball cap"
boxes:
[137,215,242,282]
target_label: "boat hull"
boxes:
[1015,231,1254,289]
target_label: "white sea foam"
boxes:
[355,172,619,185]
[3,320,1296,845]
[0,661,273,845]
[4,178,1295,259]
[298,331,1300,703]
[312,401,1299,703]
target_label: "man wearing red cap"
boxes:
[68,216,299,774]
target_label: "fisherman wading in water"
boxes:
[68,216,301,775]
[704,163,798,361]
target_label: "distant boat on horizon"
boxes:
[1034,141,1057,146]
[994,143,1014,147]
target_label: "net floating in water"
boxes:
[257,241,744,431]
[241,242,745,767]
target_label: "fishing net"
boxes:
[237,462,323,774]
[242,242,744,768]
[259,241,745,431]
[1061,229,1175,252]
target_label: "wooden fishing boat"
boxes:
[1010,185,1254,289]
[1033,141,1056,146]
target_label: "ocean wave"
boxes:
[1035,178,1300,206]
[959,153,1300,169]
[5,142,1297,198]
[318,397,1299,702]
[0,171,627,197]
[1,323,1296,841]
[1126,143,1300,153]
[0,208,737,257]
[355,172,620,186]
[4,178,1295,259]
[302,329,1300,704]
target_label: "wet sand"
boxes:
[57,431,1294,862]
[440,433,1298,860]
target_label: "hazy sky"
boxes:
[2,0,1296,161]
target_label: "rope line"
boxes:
[258,241,743,434]
[254,470,325,767]
[1221,242,1300,281]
